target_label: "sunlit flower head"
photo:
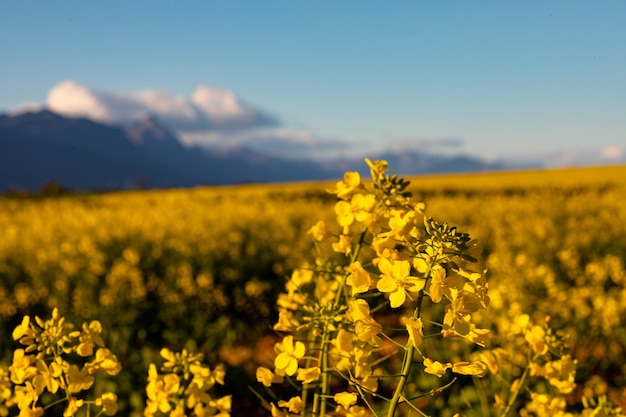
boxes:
[274,336,305,376]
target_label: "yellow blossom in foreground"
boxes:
[32,358,63,394]
[256,367,283,387]
[333,329,354,354]
[346,261,371,295]
[209,395,231,416]
[350,193,376,223]
[347,299,372,322]
[17,406,44,417]
[72,320,105,357]
[377,258,424,308]
[296,367,321,384]
[365,158,387,181]
[145,364,177,414]
[335,201,355,228]
[332,234,353,255]
[290,268,314,288]
[12,316,35,347]
[271,403,297,417]
[451,361,489,378]
[9,349,37,384]
[354,318,382,346]
[278,396,303,414]
[66,364,95,394]
[334,392,357,409]
[274,336,305,376]
[423,358,451,377]
[13,382,39,410]
[327,171,361,199]
[86,348,121,375]
[63,398,84,417]
[404,317,424,348]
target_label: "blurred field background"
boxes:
[1,164,625,415]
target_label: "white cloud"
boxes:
[179,126,352,159]
[42,80,350,158]
[46,80,276,132]
[600,145,623,160]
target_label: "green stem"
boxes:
[301,331,318,417]
[500,353,539,417]
[318,330,331,416]
[386,342,415,417]
[317,227,368,417]
[386,256,434,417]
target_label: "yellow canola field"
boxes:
[1,164,625,414]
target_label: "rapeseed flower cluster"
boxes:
[144,348,230,417]
[4,308,120,417]
[257,159,491,416]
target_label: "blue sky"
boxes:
[2,1,625,162]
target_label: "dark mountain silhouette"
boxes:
[0,110,335,192]
[367,151,504,175]
[0,110,504,192]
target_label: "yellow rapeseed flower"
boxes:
[423,358,451,377]
[404,317,424,349]
[354,318,382,346]
[63,397,84,417]
[256,366,283,387]
[9,349,36,385]
[346,261,371,295]
[66,364,94,394]
[525,325,548,355]
[377,258,424,308]
[86,348,121,376]
[32,358,63,394]
[296,367,321,384]
[334,392,357,409]
[451,361,489,378]
[274,336,305,376]
[73,320,104,357]
[95,392,118,416]
[277,396,303,414]
[307,220,332,241]
[332,234,352,255]
[327,171,361,199]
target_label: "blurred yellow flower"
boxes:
[334,391,357,409]
[404,317,424,349]
[525,325,548,355]
[423,358,451,377]
[66,364,94,394]
[86,348,121,376]
[256,366,283,387]
[63,397,83,417]
[95,392,118,416]
[308,220,332,241]
[32,358,63,394]
[354,318,382,346]
[296,367,321,384]
[346,261,371,295]
[451,361,488,378]
[278,396,303,414]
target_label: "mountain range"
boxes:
[0,110,514,193]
